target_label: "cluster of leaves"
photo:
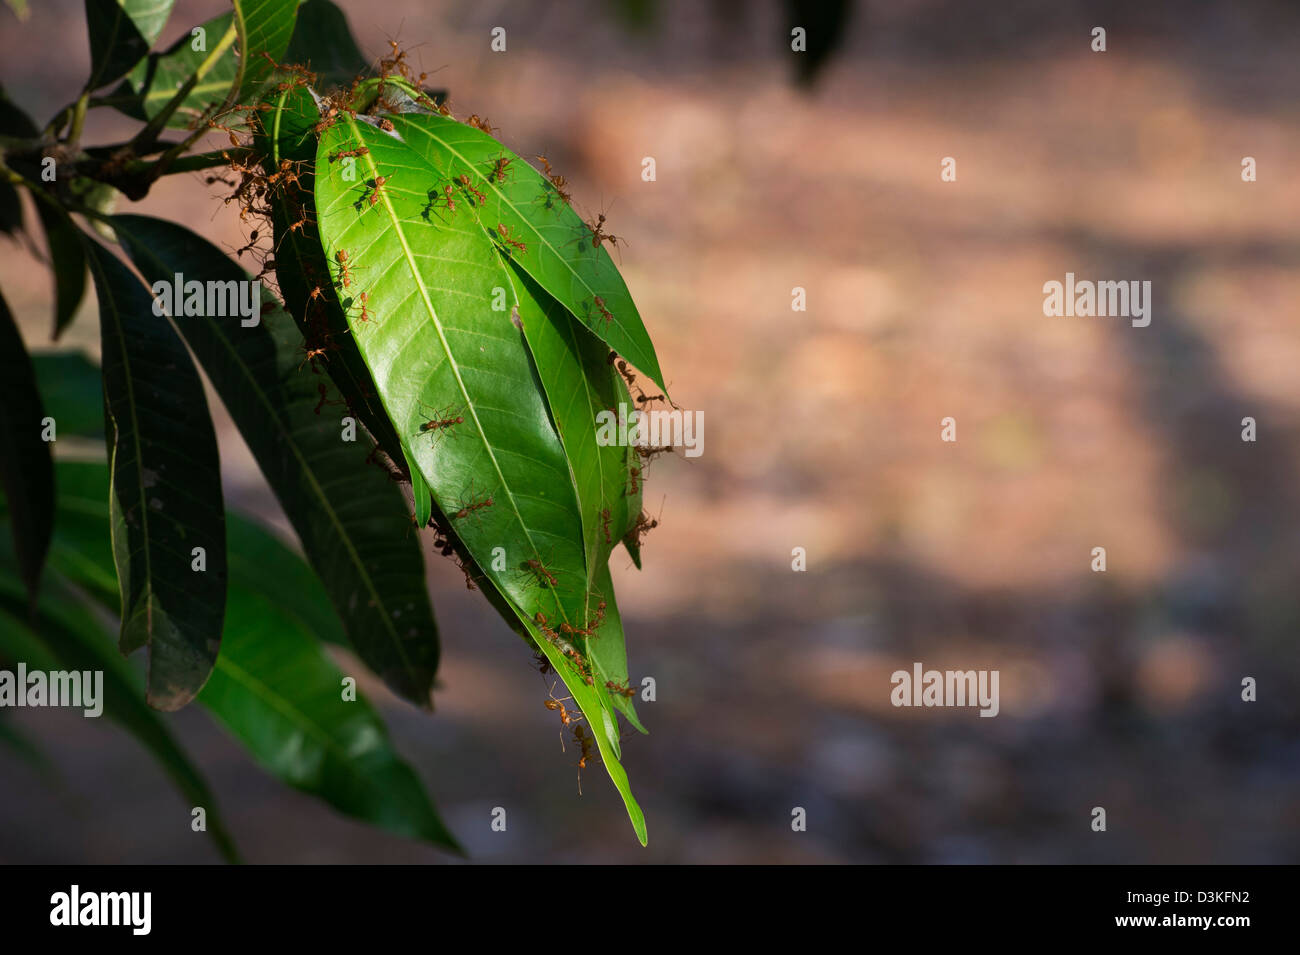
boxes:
[0,0,669,852]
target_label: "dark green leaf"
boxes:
[35,458,456,851]
[232,0,302,96]
[0,561,239,862]
[282,0,367,88]
[0,285,53,604]
[85,238,226,711]
[84,0,176,92]
[201,520,461,852]
[113,213,443,707]
[119,12,237,128]
[30,350,105,441]
[34,204,88,339]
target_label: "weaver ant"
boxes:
[334,249,353,288]
[456,174,486,205]
[329,145,370,163]
[451,486,494,522]
[523,557,558,588]
[606,679,636,699]
[600,507,612,545]
[413,403,464,445]
[367,173,393,207]
[495,223,527,255]
[535,155,571,205]
[488,153,512,183]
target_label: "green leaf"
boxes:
[201,516,461,852]
[282,0,367,89]
[3,0,30,22]
[314,114,648,842]
[30,350,106,441]
[530,615,647,846]
[257,85,407,467]
[33,204,88,340]
[507,269,645,730]
[84,0,176,92]
[0,286,53,604]
[34,458,457,851]
[112,213,443,708]
[43,461,120,612]
[118,11,236,128]
[232,0,302,96]
[386,111,669,393]
[315,118,598,629]
[85,238,226,711]
[0,562,240,862]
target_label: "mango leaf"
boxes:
[33,204,88,340]
[118,11,236,128]
[529,614,647,846]
[507,267,644,730]
[314,113,648,841]
[85,238,226,711]
[0,558,240,862]
[112,213,442,707]
[257,85,406,467]
[314,117,592,628]
[84,0,176,92]
[0,286,53,604]
[202,513,461,852]
[386,110,668,392]
[38,458,459,852]
[282,0,367,89]
[31,350,105,441]
[232,0,302,96]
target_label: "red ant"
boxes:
[367,173,393,207]
[488,154,512,183]
[585,208,623,254]
[572,724,597,793]
[330,145,370,162]
[312,107,341,136]
[357,291,372,323]
[451,487,494,522]
[627,466,641,496]
[335,249,353,288]
[465,114,495,134]
[586,295,613,325]
[535,155,571,205]
[441,184,456,213]
[600,507,612,544]
[413,403,464,445]
[299,344,329,373]
[457,174,486,205]
[235,229,262,258]
[313,382,345,416]
[606,679,636,699]
[495,223,527,254]
[524,558,558,588]
[616,359,637,392]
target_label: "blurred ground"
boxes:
[2,0,1299,863]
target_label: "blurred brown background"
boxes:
[2,0,1299,863]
